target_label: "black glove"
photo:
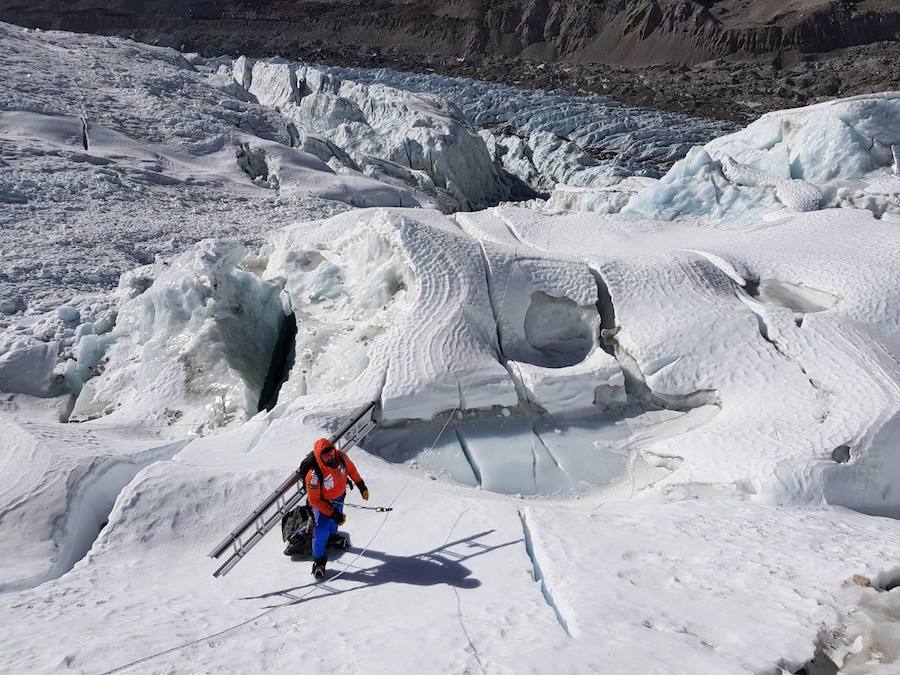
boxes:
[331,510,346,526]
[356,480,369,501]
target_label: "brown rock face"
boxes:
[1,0,898,66]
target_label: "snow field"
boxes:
[0,402,188,593]
[3,421,899,674]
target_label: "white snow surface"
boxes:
[3,22,900,675]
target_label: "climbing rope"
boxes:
[344,503,393,513]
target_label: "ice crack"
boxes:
[517,509,572,638]
[455,429,482,488]
[453,587,486,673]
[80,114,89,152]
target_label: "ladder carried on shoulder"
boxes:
[208,400,379,578]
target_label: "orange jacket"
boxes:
[305,438,363,518]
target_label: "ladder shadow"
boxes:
[243,530,521,608]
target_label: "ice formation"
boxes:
[231,59,512,211]
[67,240,289,428]
[326,65,735,192]
[624,93,900,221]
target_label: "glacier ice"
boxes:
[324,65,735,191]
[544,177,659,213]
[624,93,900,221]
[67,240,289,429]
[231,60,513,211]
[7,22,900,675]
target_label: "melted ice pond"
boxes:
[364,405,718,495]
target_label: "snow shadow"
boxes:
[745,279,839,315]
[245,531,520,607]
[0,440,188,594]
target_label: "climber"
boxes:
[304,437,368,580]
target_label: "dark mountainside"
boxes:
[1,0,898,121]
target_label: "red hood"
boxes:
[313,437,334,467]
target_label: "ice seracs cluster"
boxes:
[230,57,513,211]
[624,92,900,221]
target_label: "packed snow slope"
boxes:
[3,22,900,675]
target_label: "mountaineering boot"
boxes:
[311,555,327,580]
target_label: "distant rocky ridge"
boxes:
[2,0,898,67]
[1,0,898,122]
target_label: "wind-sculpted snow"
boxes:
[50,195,900,511]
[457,205,900,516]
[324,66,736,191]
[0,406,187,593]
[625,93,900,221]
[476,243,625,416]
[261,208,517,420]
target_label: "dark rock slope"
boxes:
[1,0,898,67]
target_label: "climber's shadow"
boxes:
[245,530,521,607]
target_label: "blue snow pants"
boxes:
[312,494,345,559]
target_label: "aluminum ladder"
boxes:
[208,400,379,578]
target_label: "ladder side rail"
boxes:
[213,489,308,577]
[338,420,376,452]
[209,470,306,558]
[328,401,377,445]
